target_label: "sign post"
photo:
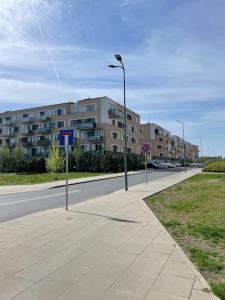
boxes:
[60,129,74,211]
[141,143,151,185]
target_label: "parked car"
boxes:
[174,162,182,167]
[147,160,169,169]
[164,162,176,168]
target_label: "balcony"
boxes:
[3,120,16,126]
[35,127,51,134]
[108,108,123,119]
[21,117,35,124]
[21,141,33,147]
[75,122,96,130]
[36,139,51,147]
[89,136,104,143]
[38,116,51,122]
[1,132,15,137]
[21,130,33,136]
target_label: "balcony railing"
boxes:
[21,141,33,147]
[3,120,16,126]
[20,117,35,124]
[1,132,15,137]
[35,139,50,147]
[21,130,33,136]
[75,122,96,130]
[35,128,51,134]
[89,136,104,143]
[38,116,51,122]
[108,108,123,119]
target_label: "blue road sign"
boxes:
[59,129,74,146]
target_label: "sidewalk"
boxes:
[0,169,218,300]
[0,171,142,194]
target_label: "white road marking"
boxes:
[0,190,81,207]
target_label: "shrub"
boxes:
[0,144,11,172]
[45,144,65,178]
[203,161,225,172]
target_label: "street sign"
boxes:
[59,129,74,146]
[141,143,151,185]
[141,143,151,154]
[59,129,74,211]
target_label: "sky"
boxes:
[0,0,225,156]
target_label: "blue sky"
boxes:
[0,0,225,156]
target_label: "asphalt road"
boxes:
[0,169,183,223]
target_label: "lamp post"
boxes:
[196,137,203,159]
[108,54,128,191]
[177,120,186,173]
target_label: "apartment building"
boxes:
[171,136,199,161]
[0,96,141,156]
[141,123,171,159]
[186,142,199,161]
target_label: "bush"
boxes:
[203,161,225,172]
[45,144,65,178]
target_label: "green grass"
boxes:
[145,173,225,299]
[211,283,225,300]
[0,172,107,185]
[187,247,223,272]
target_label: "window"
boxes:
[157,144,162,149]
[159,138,163,142]
[32,124,39,130]
[118,121,123,128]
[131,137,136,144]
[131,126,136,134]
[160,153,163,157]
[23,113,28,118]
[0,118,2,124]
[127,113,132,121]
[112,132,119,140]
[79,104,96,112]
[0,128,2,134]
[57,121,64,128]
[122,135,128,142]
[112,145,120,152]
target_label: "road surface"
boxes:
[0,169,183,222]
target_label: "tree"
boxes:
[45,143,65,179]
[12,146,26,173]
[0,144,11,173]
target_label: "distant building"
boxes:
[171,135,199,161]
[0,96,141,156]
[141,123,171,159]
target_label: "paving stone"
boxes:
[11,278,69,300]
[162,261,196,279]
[150,273,194,298]
[99,288,142,300]
[0,276,34,300]
[145,290,188,300]
[190,289,213,300]
[111,273,153,298]
[7,254,42,269]
[126,260,163,280]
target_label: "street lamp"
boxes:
[176,120,186,173]
[196,137,203,159]
[108,54,128,191]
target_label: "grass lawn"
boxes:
[146,173,225,300]
[0,172,107,185]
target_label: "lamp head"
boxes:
[115,54,122,62]
[108,65,117,68]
